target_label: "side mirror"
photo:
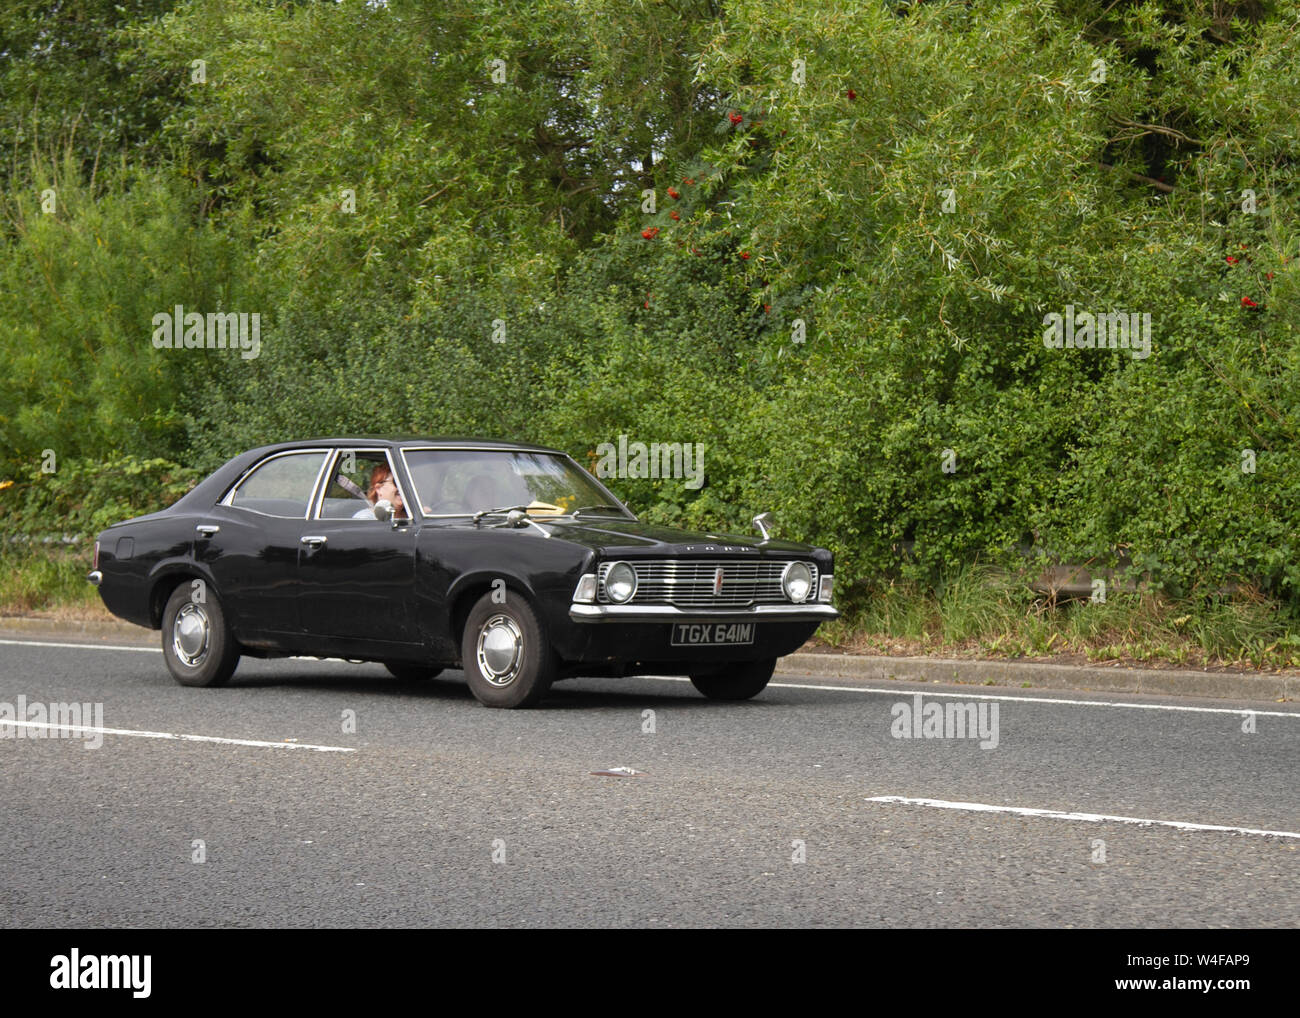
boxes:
[373,499,393,522]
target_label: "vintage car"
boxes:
[88,438,837,707]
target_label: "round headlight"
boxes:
[781,561,813,603]
[605,561,637,604]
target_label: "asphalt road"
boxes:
[1,635,1296,928]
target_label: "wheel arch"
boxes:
[147,563,218,629]
[447,571,541,648]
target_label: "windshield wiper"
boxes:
[570,505,628,516]
[471,505,531,525]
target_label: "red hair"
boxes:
[367,463,394,501]
[367,463,407,518]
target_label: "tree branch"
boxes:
[1096,161,1175,193]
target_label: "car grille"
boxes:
[597,559,818,608]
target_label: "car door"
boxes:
[295,448,420,648]
[194,448,332,640]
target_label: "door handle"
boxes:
[300,535,327,547]
[196,525,220,536]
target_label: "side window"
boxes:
[227,452,328,518]
[317,450,391,520]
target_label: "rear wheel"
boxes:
[384,662,443,681]
[461,593,556,708]
[161,584,241,687]
[689,658,776,701]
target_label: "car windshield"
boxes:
[401,448,632,518]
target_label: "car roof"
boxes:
[250,436,567,456]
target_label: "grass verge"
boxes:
[0,545,112,620]
[815,564,1300,672]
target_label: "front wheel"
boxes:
[689,658,776,701]
[461,593,556,708]
[161,584,241,687]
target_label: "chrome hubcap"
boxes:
[173,602,211,668]
[476,615,523,687]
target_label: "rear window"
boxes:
[227,451,328,518]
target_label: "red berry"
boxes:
[667,187,680,200]
[740,251,751,260]
[1241,296,1258,307]
[728,111,743,125]
[846,89,857,100]
[641,227,660,240]
[1266,272,1275,280]
[1226,256,1238,264]
[670,210,680,221]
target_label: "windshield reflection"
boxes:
[400,449,633,519]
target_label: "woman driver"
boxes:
[352,463,409,520]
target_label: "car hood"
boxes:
[536,517,821,557]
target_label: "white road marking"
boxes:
[0,638,159,653]
[643,674,1300,718]
[866,795,1300,840]
[0,718,354,752]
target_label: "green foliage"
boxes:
[0,545,102,614]
[2,0,1298,619]
[0,0,182,167]
[1,454,199,536]
[0,154,262,479]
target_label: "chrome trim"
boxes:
[196,525,220,536]
[87,570,102,586]
[595,558,819,609]
[570,603,839,622]
[172,602,211,667]
[476,614,524,686]
[300,535,327,546]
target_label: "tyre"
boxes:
[161,583,241,688]
[461,592,556,708]
[384,662,444,681]
[688,658,776,701]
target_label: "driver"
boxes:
[352,463,409,520]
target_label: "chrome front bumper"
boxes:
[569,603,839,623]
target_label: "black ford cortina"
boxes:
[88,438,837,707]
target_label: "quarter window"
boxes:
[227,452,328,518]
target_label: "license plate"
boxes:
[671,622,756,647]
